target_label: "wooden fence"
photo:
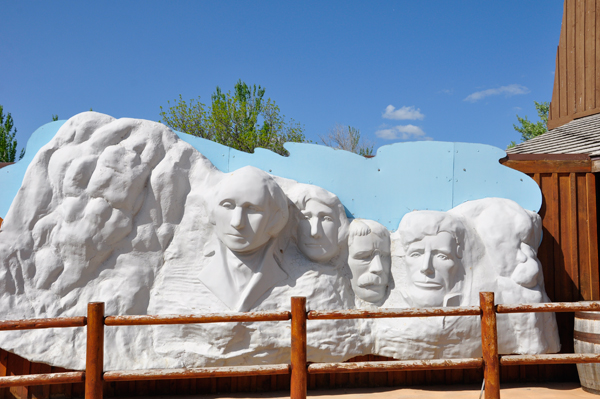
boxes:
[1,294,600,399]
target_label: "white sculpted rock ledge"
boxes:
[0,112,559,370]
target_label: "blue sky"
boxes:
[2,1,563,155]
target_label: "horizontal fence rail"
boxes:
[500,353,600,366]
[307,306,481,319]
[0,317,86,331]
[0,295,598,399]
[497,301,600,313]
[307,358,484,374]
[104,311,290,326]
[103,364,291,382]
[0,371,85,388]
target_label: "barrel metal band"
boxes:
[575,311,600,321]
[574,330,600,344]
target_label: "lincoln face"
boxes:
[397,211,465,308]
[404,231,460,308]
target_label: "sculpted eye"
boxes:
[436,253,449,260]
[248,205,261,212]
[323,216,334,222]
[353,251,372,260]
[220,201,235,210]
[409,252,421,258]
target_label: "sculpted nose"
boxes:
[230,207,244,229]
[516,248,527,264]
[419,253,434,276]
[310,219,321,238]
[369,253,384,275]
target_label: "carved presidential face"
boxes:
[510,242,541,288]
[297,199,341,263]
[348,232,391,303]
[404,231,460,307]
[212,174,273,254]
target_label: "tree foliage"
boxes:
[319,124,374,156]
[0,105,24,162]
[508,101,549,148]
[160,80,306,156]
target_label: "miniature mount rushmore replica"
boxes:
[0,112,559,371]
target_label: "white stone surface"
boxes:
[0,112,560,371]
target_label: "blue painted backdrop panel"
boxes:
[452,142,542,209]
[0,120,542,230]
[0,120,67,218]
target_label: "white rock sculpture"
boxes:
[449,198,561,354]
[347,219,391,306]
[286,184,349,265]
[0,112,560,371]
[394,211,469,308]
[373,211,481,359]
[199,166,289,312]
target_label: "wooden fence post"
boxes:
[85,302,104,399]
[291,297,307,399]
[480,292,500,399]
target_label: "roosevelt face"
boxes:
[348,233,391,303]
[297,200,340,263]
[212,181,272,253]
[405,231,459,307]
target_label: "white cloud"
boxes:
[375,124,432,141]
[463,84,530,102]
[382,105,425,120]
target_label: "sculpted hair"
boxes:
[211,166,289,236]
[348,218,389,247]
[287,183,349,244]
[397,211,465,258]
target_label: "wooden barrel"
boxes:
[575,311,600,394]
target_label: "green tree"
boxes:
[160,80,306,156]
[508,101,549,148]
[52,114,59,121]
[319,124,374,156]
[0,105,24,162]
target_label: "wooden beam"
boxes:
[85,303,104,399]
[480,292,500,399]
[307,359,483,374]
[103,365,290,382]
[501,159,591,173]
[290,297,307,399]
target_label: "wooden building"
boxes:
[548,0,600,130]
[505,0,600,388]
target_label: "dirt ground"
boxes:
[133,382,597,398]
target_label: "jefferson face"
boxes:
[212,174,272,253]
[404,231,459,308]
[297,199,340,263]
[348,232,391,303]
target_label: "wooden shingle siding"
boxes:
[508,113,600,156]
[549,0,600,129]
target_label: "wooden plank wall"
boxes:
[502,157,600,383]
[548,0,600,130]
[0,158,597,397]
